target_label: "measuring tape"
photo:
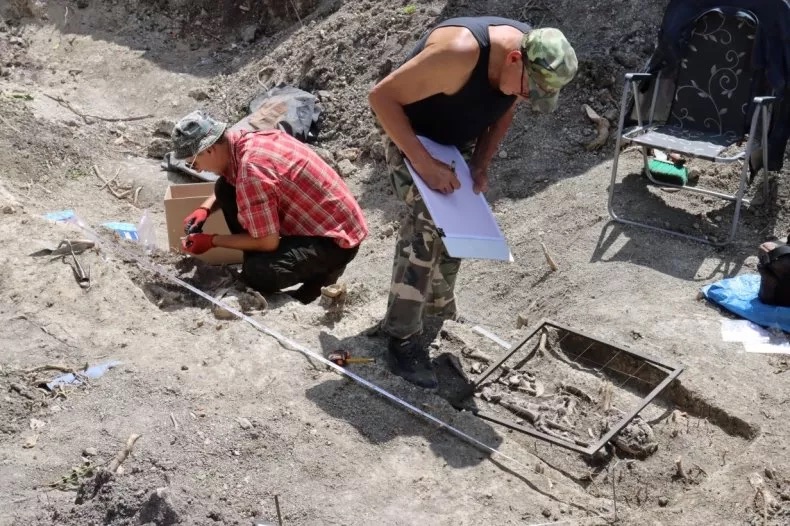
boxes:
[72,219,531,471]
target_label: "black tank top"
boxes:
[403,17,531,147]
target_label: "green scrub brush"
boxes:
[646,158,688,186]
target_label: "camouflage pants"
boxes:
[380,139,466,339]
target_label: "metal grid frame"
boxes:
[469,319,684,456]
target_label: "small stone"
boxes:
[236,417,253,430]
[337,148,361,161]
[188,88,210,101]
[380,224,395,238]
[516,313,528,329]
[181,365,189,371]
[213,296,241,320]
[337,159,357,177]
[153,119,175,137]
[542,508,552,518]
[82,447,98,457]
[2,205,15,214]
[604,109,618,122]
[311,147,337,170]
[317,90,332,101]
[498,150,508,159]
[240,24,258,44]
[658,496,669,507]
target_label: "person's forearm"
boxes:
[369,92,434,171]
[212,233,279,252]
[199,194,218,213]
[471,105,516,168]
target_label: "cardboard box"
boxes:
[164,182,243,265]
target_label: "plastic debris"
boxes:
[45,360,122,390]
[102,222,139,241]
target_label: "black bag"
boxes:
[758,244,790,306]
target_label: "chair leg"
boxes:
[727,156,751,244]
[761,105,770,202]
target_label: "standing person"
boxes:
[172,110,368,304]
[369,17,577,388]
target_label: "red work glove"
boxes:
[183,207,210,235]
[182,233,215,255]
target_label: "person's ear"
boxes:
[507,49,522,65]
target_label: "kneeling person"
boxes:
[172,110,368,304]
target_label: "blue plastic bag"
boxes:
[701,274,790,332]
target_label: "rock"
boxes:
[82,447,98,457]
[188,88,210,101]
[498,150,508,159]
[369,141,384,161]
[542,508,552,518]
[147,137,172,159]
[181,365,189,371]
[658,496,669,507]
[380,223,395,238]
[240,24,259,43]
[317,90,332,101]
[612,50,639,69]
[337,159,357,177]
[311,146,337,170]
[2,205,15,214]
[153,119,175,137]
[213,295,241,320]
[516,313,528,329]
[76,0,89,8]
[337,148,361,161]
[603,109,618,122]
[236,417,253,430]
[137,487,181,525]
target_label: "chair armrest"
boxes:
[625,73,653,82]
[754,96,777,105]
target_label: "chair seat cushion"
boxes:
[627,125,740,159]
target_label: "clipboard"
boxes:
[404,136,513,262]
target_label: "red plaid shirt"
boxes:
[224,130,368,248]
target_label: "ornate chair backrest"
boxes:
[668,9,758,141]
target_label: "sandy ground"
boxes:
[1,1,789,525]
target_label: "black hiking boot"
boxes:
[387,336,438,389]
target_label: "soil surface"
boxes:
[1,1,789,525]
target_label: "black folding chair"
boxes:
[607,8,776,245]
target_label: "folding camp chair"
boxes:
[607,8,776,245]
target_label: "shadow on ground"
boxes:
[305,327,500,469]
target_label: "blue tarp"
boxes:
[701,274,790,332]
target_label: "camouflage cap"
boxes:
[521,28,578,113]
[171,110,227,161]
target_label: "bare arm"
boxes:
[213,232,280,252]
[369,30,479,192]
[197,194,218,213]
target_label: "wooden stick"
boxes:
[675,456,688,480]
[98,167,120,190]
[44,93,153,123]
[582,104,611,151]
[540,242,559,272]
[108,434,141,473]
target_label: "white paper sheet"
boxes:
[404,136,513,262]
[720,319,790,354]
[720,320,772,343]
